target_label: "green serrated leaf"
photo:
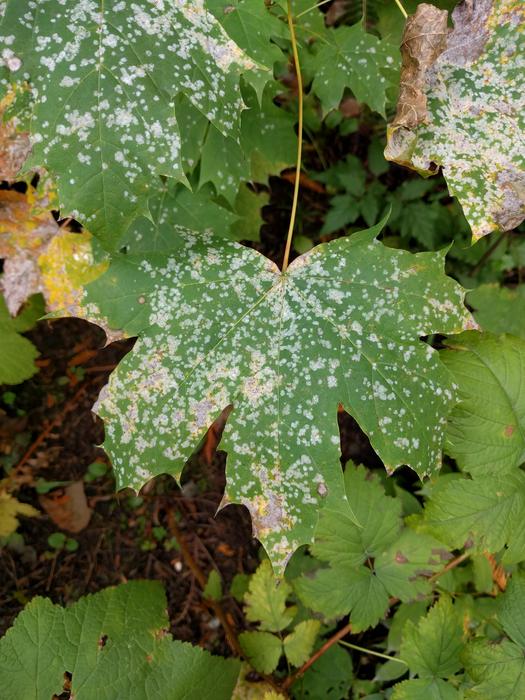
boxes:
[442,332,525,475]
[311,466,402,568]
[423,472,525,563]
[283,620,321,667]
[76,223,470,569]
[463,638,525,700]
[239,630,283,674]
[462,574,525,699]
[497,573,525,648]
[309,22,399,117]
[203,569,223,601]
[290,643,353,700]
[0,0,266,247]
[385,0,525,240]
[467,284,525,341]
[392,678,461,700]
[0,293,39,384]
[0,581,240,699]
[244,560,295,632]
[400,597,463,679]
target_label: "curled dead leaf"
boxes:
[391,3,449,130]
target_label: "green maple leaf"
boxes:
[0,581,239,700]
[308,22,399,117]
[206,0,288,100]
[0,0,269,247]
[122,183,239,253]
[385,0,525,240]
[198,83,297,202]
[442,332,525,475]
[76,222,470,570]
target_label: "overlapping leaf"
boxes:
[393,598,463,700]
[294,466,451,629]
[0,580,240,699]
[423,472,525,563]
[0,293,41,384]
[0,0,274,247]
[442,332,525,474]
[76,223,470,570]
[385,0,525,239]
[308,22,399,117]
[462,575,525,699]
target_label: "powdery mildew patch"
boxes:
[0,0,264,246]
[79,227,472,570]
[386,0,525,240]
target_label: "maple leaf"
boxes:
[385,0,525,240]
[75,222,471,570]
[0,184,106,316]
[0,0,271,247]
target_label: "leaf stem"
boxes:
[338,640,408,664]
[428,551,470,583]
[296,0,332,19]
[394,0,408,19]
[282,0,304,273]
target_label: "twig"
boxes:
[429,551,470,583]
[166,510,243,657]
[281,622,352,691]
[468,231,508,277]
[11,383,89,477]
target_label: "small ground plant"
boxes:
[0,0,524,698]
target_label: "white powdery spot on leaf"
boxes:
[0,0,268,246]
[78,223,472,572]
[386,0,525,239]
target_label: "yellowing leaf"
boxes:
[38,231,108,313]
[0,184,106,315]
[0,490,38,537]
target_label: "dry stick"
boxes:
[166,511,287,696]
[12,382,89,477]
[166,510,242,656]
[468,231,508,277]
[428,550,470,584]
[281,622,353,691]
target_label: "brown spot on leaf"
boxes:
[504,424,515,437]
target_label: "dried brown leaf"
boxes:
[392,3,449,129]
